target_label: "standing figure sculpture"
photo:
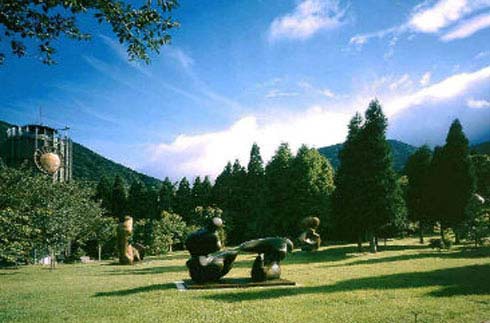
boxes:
[298,216,321,251]
[185,217,238,283]
[238,237,294,282]
[117,216,141,265]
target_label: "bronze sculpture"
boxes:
[298,216,321,251]
[185,217,293,283]
[185,217,238,283]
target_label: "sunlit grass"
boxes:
[1,238,490,322]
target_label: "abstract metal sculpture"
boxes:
[298,216,321,251]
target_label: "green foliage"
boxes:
[430,120,475,240]
[0,0,179,65]
[111,175,127,221]
[318,139,417,172]
[174,177,192,223]
[405,145,433,240]
[0,165,104,265]
[133,211,187,254]
[159,177,176,212]
[332,102,406,250]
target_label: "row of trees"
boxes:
[405,120,490,247]
[92,100,489,253]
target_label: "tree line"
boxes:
[2,99,489,265]
[93,99,490,253]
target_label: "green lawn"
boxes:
[1,238,490,323]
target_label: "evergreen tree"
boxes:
[288,145,335,239]
[244,143,267,239]
[227,159,248,244]
[191,176,204,208]
[212,162,233,208]
[263,143,293,236]
[175,177,192,224]
[405,145,433,243]
[437,120,476,243]
[201,176,213,207]
[357,100,404,253]
[332,112,365,249]
[111,175,127,222]
[159,177,175,213]
[127,180,147,220]
[94,175,112,215]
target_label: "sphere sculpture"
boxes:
[185,217,238,283]
[298,216,321,251]
[39,152,61,174]
[238,237,294,282]
[117,216,141,265]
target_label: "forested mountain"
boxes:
[0,120,161,186]
[318,140,418,172]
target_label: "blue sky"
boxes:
[1,0,490,180]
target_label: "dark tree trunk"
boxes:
[419,221,424,244]
[357,235,363,252]
[454,231,460,245]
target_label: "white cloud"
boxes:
[266,89,300,98]
[144,108,350,178]
[350,0,490,47]
[384,65,490,115]
[269,0,347,41]
[165,47,194,69]
[140,66,490,179]
[321,88,335,98]
[420,72,432,86]
[441,12,490,41]
[476,51,490,59]
[408,0,487,33]
[467,98,490,108]
[389,74,412,90]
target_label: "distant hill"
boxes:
[0,120,161,187]
[318,140,418,172]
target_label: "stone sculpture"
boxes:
[298,216,321,251]
[117,216,141,265]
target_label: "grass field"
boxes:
[1,238,490,323]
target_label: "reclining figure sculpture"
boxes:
[185,217,293,283]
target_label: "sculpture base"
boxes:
[182,278,296,290]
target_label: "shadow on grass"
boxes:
[107,265,186,275]
[203,264,490,302]
[94,283,175,297]
[324,246,490,268]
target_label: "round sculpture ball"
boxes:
[39,152,61,174]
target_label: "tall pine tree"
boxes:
[263,143,293,236]
[111,175,128,222]
[332,112,365,248]
[436,119,475,243]
[244,143,266,240]
[357,100,403,253]
[175,177,192,224]
[159,177,175,213]
[405,145,433,243]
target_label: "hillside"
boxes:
[0,120,161,187]
[318,140,418,172]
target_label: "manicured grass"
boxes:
[1,238,490,322]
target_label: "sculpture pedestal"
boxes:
[182,278,295,290]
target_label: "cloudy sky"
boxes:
[1,0,490,180]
